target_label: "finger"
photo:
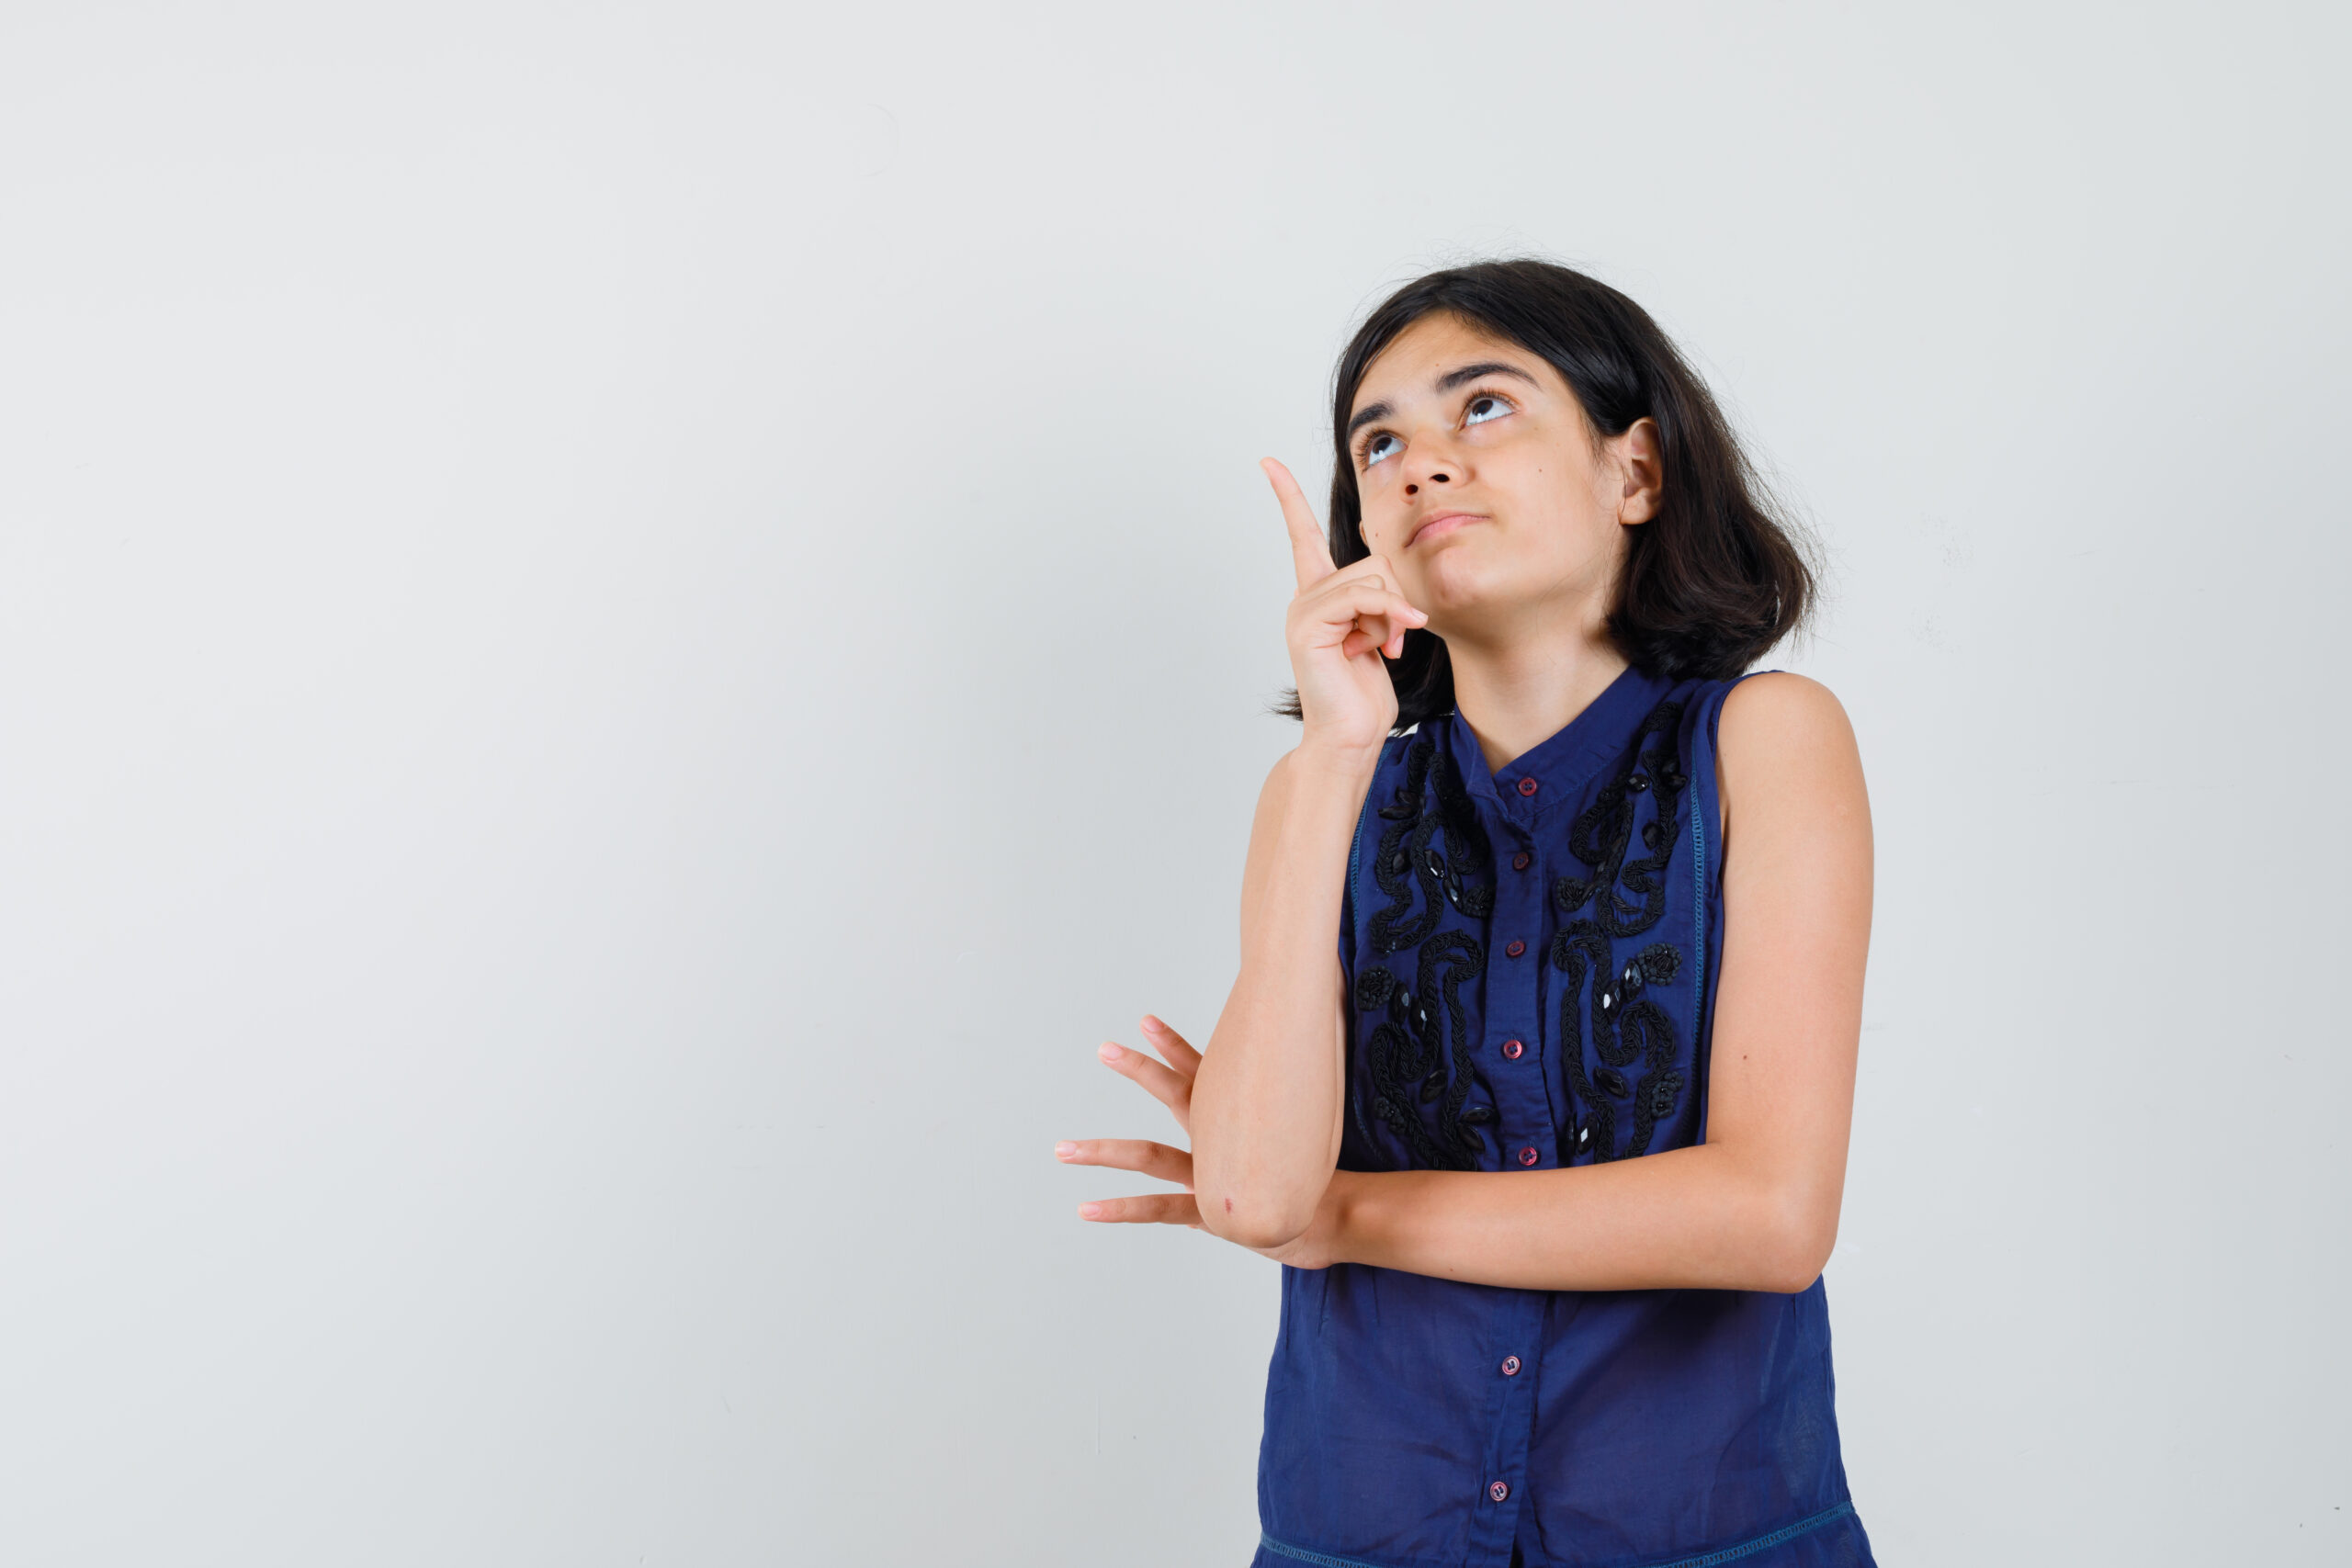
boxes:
[1297,572,1423,621]
[1098,1039,1193,1112]
[1310,569,1386,611]
[1054,1137,1193,1186]
[1262,457,1337,592]
[1341,624,1411,661]
[1078,1190,1204,1227]
[1295,584,1427,652]
[1137,1014,1202,1075]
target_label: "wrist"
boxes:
[1322,1168,1368,1264]
[1293,733,1386,784]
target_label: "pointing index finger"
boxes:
[1261,457,1337,590]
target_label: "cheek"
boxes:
[1361,497,1406,551]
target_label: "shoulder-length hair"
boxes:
[1278,259,1815,729]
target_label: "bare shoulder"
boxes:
[1253,747,1297,832]
[1238,747,1299,934]
[1715,672,1868,842]
[1721,671,1852,747]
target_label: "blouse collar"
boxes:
[1439,660,1673,824]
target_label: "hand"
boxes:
[1057,1014,1347,1269]
[1263,458,1428,761]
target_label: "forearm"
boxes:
[1326,1142,1839,1293]
[1191,742,1378,1247]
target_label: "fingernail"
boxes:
[1098,1043,1123,1063]
[1140,1015,1162,1032]
[1079,1202,1102,1219]
[1055,1141,1076,1159]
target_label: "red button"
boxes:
[1501,1039,1524,1060]
[1501,1356,1521,1376]
[1505,940,1526,958]
[1517,1145,1540,1166]
[1516,777,1538,797]
[1488,1481,1510,1503]
[1512,852,1531,870]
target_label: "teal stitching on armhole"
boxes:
[1346,737,1385,939]
[1348,786,1367,936]
[1690,740,1706,1040]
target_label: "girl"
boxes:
[1057,260,1874,1568]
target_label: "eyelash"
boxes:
[1353,389,1518,469]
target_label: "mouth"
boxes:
[1406,511,1487,549]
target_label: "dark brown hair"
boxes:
[1278,259,1815,728]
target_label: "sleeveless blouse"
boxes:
[1251,663,1873,1568]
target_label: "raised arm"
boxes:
[1187,461,1426,1250]
[1311,672,1872,1291]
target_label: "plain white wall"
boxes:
[1,3,2345,1562]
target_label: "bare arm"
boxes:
[1187,461,1425,1251]
[1302,672,1871,1291]
[1189,747,1374,1247]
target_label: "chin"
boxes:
[1415,542,1505,605]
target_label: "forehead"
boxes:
[1351,312,1553,411]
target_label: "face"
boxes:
[1344,311,1660,641]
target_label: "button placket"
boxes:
[1486,811,1549,1178]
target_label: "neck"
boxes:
[1442,611,1630,776]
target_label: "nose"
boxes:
[1399,430,1460,497]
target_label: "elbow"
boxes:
[1752,1190,1840,1294]
[1194,1170,1326,1259]
[1758,1237,1832,1295]
[1190,1131,1329,1252]
[1197,1185,1317,1252]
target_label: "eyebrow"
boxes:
[1345,360,1542,438]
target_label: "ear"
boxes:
[1613,417,1663,525]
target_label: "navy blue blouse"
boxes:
[1252,663,1872,1568]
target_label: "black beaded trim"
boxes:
[1359,930,1490,1170]
[1552,699,1688,939]
[1369,738,1496,955]
[1535,698,1696,1161]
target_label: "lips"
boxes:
[1407,511,1485,548]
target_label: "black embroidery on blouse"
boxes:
[1361,931,1489,1170]
[1367,741,1438,953]
[1370,739,1497,955]
[1548,695,1699,1162]
[1354,705,1707,1170]
[1553,699,1688,939]
[1427,748,1498,921]
[1552,922,1620,1160]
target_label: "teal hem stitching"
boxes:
[1257,1532,1408,1568]
[1258,1500,1855,1568]
[1653,1501,1857,1567]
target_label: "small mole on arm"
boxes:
[1225,1198,1233,1213]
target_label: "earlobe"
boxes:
[1617,417,1665,525]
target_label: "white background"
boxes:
[1,3,2345,1563]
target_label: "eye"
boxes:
[1362,432,1401,468]
[1464,393,1513,427]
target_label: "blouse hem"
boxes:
[1253,1498,1861,1568]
